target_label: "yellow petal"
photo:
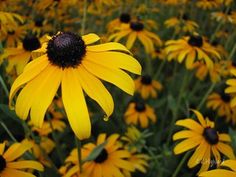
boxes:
[7,161,44,171]
[191,109,206,127]
[62,68,91,140]
[176,119,204,133]
[126,32,137,49]
[199,169,236,177]
[82,60,135,95]
[82,33,100,45]
[1,168,36,177]
[77,66,114,119]
[174,136,202,154]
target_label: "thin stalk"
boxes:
[0,121,17,142]
[197,83,216,110]
[81,0,87,35]
[172,151,191,177]
[0,75,9,96]
[153,60,166,79]
[75,137,83,173]
[228,43,236,60]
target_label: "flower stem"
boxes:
[197,83,216,110]
[229,43,236,60]
[0,75,9,96]
[172,151,191,177]
[81,0,87,35]
[75,137,83,173]
[0,121,17,142]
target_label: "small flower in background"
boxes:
[9,32,141,140]
[199,160,236,177]
[164,14,199,34]
[124,100,156,128]
[225,69,236,107]
[212,9,236,25]
[60,133,135,177]
[165,34,221,69]
[109,19,162,53]
[196,0,220,10]
[135,75,163,99]
[151,48,166,60]
[207,92,233,122]
[173,110,235,173]
[107,13,131,33]
[0,140,44,177]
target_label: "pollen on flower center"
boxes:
[188,35,203,47]
[0,155,6,172]
[23,35,41,51]
[94,149,108,163]
[141,75,152,85]
[47,32,86,68]
[130,21,144,31]
[203,127,219,145]
[135,102,146,112]
[119,13,131,23]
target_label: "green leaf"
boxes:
[82,141,107,163]
[0,104,20,122]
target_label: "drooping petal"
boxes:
[126,32,137,49]
[62,68,91,140]
[82,33,100,45]
[7,161,44,171]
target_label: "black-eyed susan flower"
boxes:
[134,75,163,99]
[124,100,156,128]
[151,48,166,60]
[0,140,44,177]
[173,110,235,173]
[0,11,23,33]
[61,133,135,177]
[109,20,162,53]
[9,32,141,140]
[165,34,221,69]
[207,92,232,121]
[196,0,220,10]
[217,0,233,6]
[225,69,236,107]
[199,160,236,177]
[0,34,42,75]
[107,13,131,33]
[212,9,236,24]
[164,15,199,34]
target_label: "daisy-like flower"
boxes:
[124,100,156,128]
[109,20,162,53]
[135,75,163,99]
[9,32,141,140]
[225,69,236,107]
[0,140,44,177]
[207,92,232,121]
[0,11,23,33]
[164,14,199,34]
[173,110,235,173]
[165,34,221,69]
[107,13,131,33]
[61,133,135,177]
[196,0,220,10]
[212,9,236,24]
[0,34,43,75]
[199,160,236,177]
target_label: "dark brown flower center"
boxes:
[0,155,6,172]
[135,102,146,112]
[23,35,41,51]
[188,35,203,47]
[34,16,44,27]
[141,75,152,85]
[47,32,86,68]
[221,93,231,103]
[130,21,144,31]
[182,13,189,21]
[203,127,219,145]
[7,30,15,35]
[119,13,131,23]
[94,149,108,163]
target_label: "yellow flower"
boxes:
[212,10,236,24]
[9,32,141,140]
[207,92,232,120]
[196,0,220,10]
[109,20,162,53]
[165,35,221,69]
[124,101,156,128]
[61,133,135,177]
[199,160,236,177]
[225,69,236,107]
[107,13,131,33]
[134,75,163,99]
[173,110,235,173]
[0,140,44,177]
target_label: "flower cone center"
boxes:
[94,149,108,163]
[203,127,219,145]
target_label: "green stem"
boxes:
[81,0,87,35]
[153,60,166,79]
[167,71,189,145]
[228,43,236,60]
[75,137,83,173]
[0,75,9,96]
[197,83,216,110]
[172,151,191,177]
[0,121,17,142]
